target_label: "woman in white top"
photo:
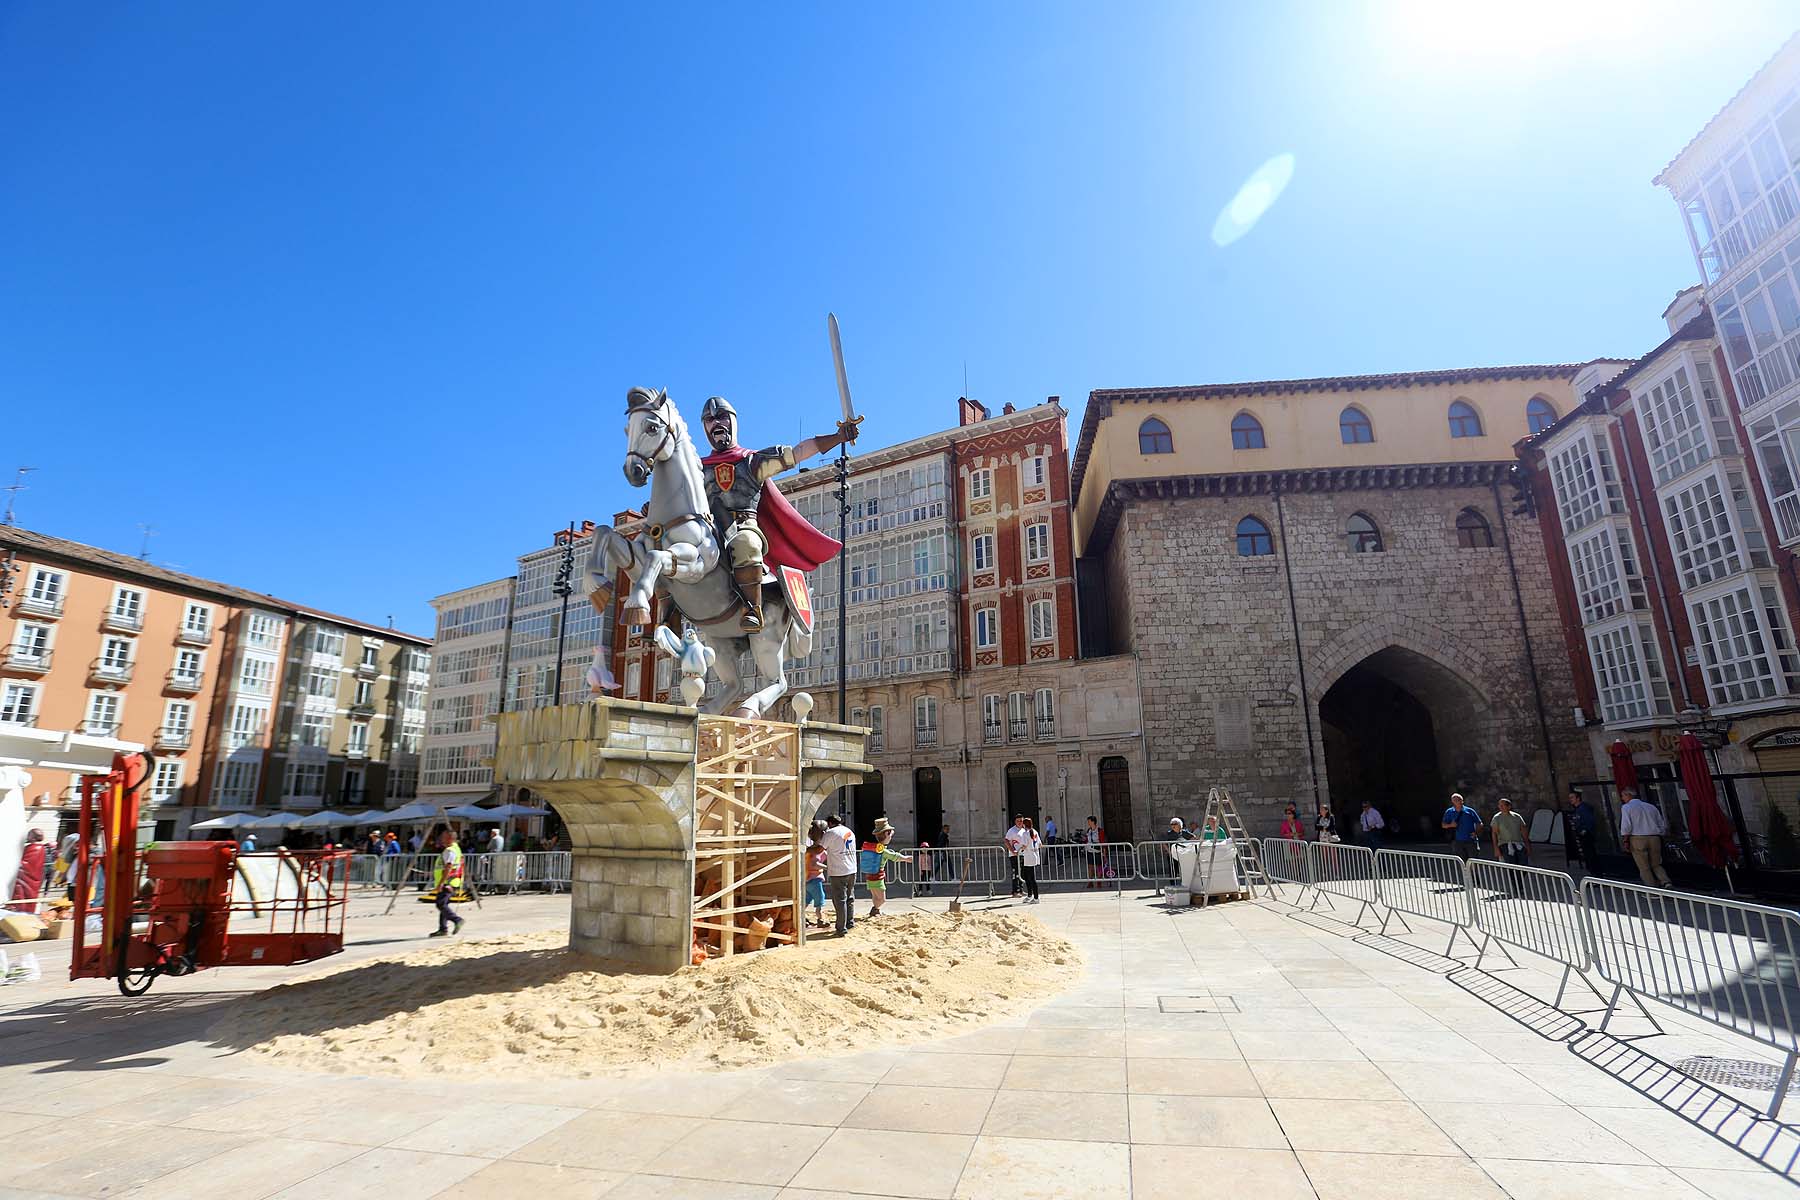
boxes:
[1016,817,1044,904]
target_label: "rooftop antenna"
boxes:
[2,467,36,526]
[136,523,157,560]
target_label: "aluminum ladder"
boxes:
[1198,786,1272,906]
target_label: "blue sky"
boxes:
[3,4,1796,634]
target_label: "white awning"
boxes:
[0,724,144,774]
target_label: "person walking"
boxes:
[1490,797,1529,866]
[428,824,466,937]
[938,822,952,849]
[1014,817,1043,903]
[1357,801,1385,852]
[1278,806,1305,841]
[239,830,257,853]
[1003,815,1032,897]
[1619,789,1672,887]
[1441,794,1483,861]
[1081,815,1107,889]
[822,812,858,935]
[1043,815,1058,844]
[914,842,933,897]
[860,820,913,916]
[1564,788,1598,877]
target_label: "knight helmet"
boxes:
[700,395,738,448]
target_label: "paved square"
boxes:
[1,887,1795,1197]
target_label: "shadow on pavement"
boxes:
[1571,1029,1800,1179]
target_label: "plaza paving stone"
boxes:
[0,886,1796,1197]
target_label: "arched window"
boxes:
[1235,516,1273,557]
[1447,400,1483,438]
[1138,417,1173,454]
[1456,507,1495,548]
[1230,411,1266,450]
[1346,512,1384,553]
[1527,396,1558,435]
[1339,406,1374,444]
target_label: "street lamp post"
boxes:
[550,521,577,706]
[835,446,850,722]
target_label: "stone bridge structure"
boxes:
[491,698,869,971]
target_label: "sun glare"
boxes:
[1211,153,1295,248]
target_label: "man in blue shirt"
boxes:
[1564,787,1598,877]
[1441,793,1483,861]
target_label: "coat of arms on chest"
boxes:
[712,463,736,492]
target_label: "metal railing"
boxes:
[102,610,143,633]
[4,645,51,671]
[1463,858,1632,1010]
[1260,837,1311,896]
[166,670,203,693]
[1581,878,1800,1114]
[1375,848,1475,954]
[1306,841,1379,925]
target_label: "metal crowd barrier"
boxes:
[1134,840,1181,893]
[1374,848,1473,954]
[1036,843,1133,891]
[1465,859,1610,1004]
[1305,841,1378,925]
[1259,837,1312,898]
[884,846,1010,899]
[1581,878,1800,1115]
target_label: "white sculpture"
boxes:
[653,625,716,709]
[0,766,30,905]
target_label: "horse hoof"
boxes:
[622,606,651,627]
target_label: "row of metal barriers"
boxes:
[340,851,571,893]
[1257,836,1800,1117]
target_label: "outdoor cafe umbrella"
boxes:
[446,803,497,821]
[248,811,304,828]
[290,810,355,830]
[189,812,261,831]
[1677,731,1740,892]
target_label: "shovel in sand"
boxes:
[948,856,973,915]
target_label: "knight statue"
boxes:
[698,395,861,631]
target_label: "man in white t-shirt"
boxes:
[1002,816,1030,898]
[821,814,859,935]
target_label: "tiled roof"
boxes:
[0,525,430,643]
[1072,363,1585,505]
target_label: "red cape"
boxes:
[701,446,842,573]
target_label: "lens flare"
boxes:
[1211,153,1295,247]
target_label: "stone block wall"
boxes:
[1104,484,1588,836]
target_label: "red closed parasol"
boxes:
[1677,731,1739,888]
[1608,740,1639,795]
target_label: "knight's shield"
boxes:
[712,463,736,493]
[779,566,814,636]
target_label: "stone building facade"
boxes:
[1075,368,1594,839]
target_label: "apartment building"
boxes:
[1509,38,1800,855]
[0,526,292,837]
[420,577,514,805]
[260,611,430,813]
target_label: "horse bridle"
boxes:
[624,393,676,478]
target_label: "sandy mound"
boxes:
[209,911,1081,1077]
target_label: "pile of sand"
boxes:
[209,911,1080,1077]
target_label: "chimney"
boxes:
[958,396,989,426]
[1046,395,1060,406]
[1002,402,1017,415]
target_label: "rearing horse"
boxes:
[583,387,812,719]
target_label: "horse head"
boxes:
[622,386,682,487]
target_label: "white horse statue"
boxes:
[583,388,821,719]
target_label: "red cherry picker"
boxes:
[69,751,350,995]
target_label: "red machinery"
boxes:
[70,752,350,995]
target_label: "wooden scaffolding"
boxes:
[691,714,806,956]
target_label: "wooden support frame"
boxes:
[692,714,805,957]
